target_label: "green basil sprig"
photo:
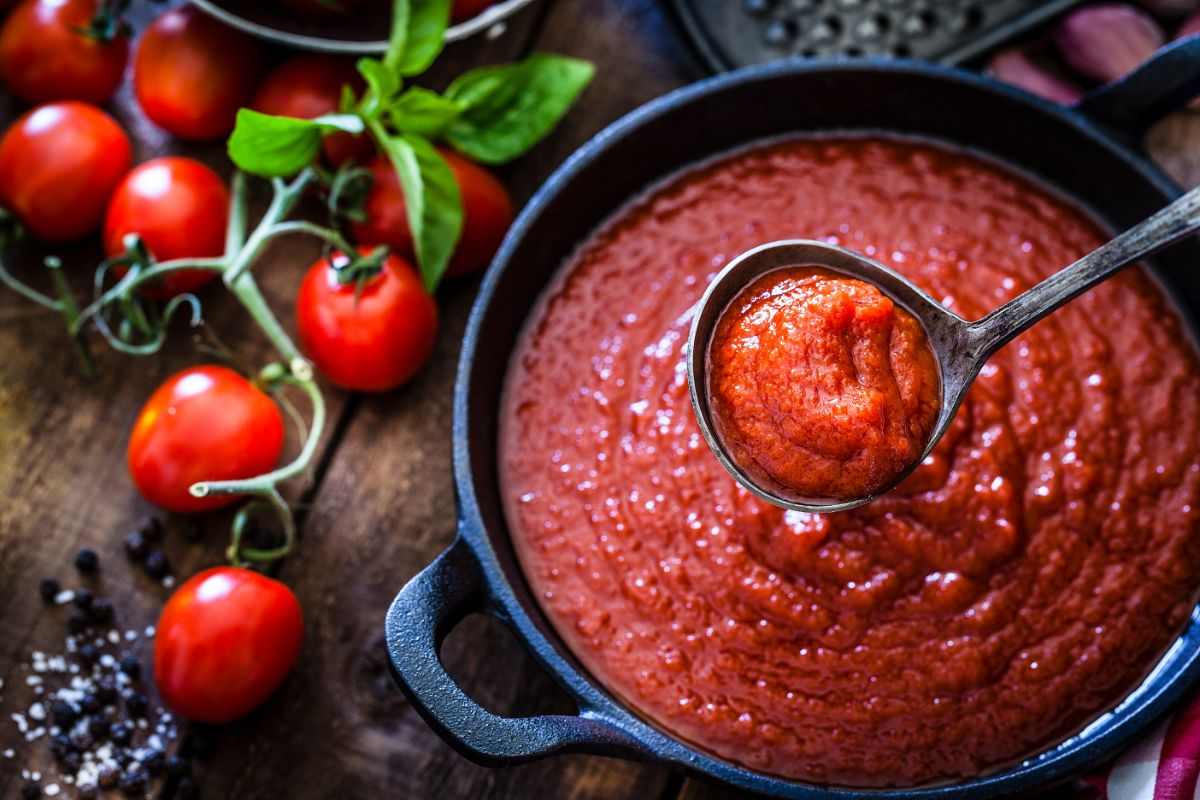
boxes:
[227,0,594,292]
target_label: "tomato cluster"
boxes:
[0,0,512,725]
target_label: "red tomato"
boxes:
[352,149,514,278]
[0,102,131,242]
[104,157,229,299]
[155,567,303,723]
[0,0,129,105]
[453,0,495,22]
[250,54,372,167]
[296,250,438,392]
[133,6,263,141]
[127,365,285,513]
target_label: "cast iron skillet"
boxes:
[387,41,1200,799]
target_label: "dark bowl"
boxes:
[190,0,538,53]
[388,41,1200,799]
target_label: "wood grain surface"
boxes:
[1,1,1198,798]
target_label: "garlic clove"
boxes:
[987,49,1085,105]
[1056,3,1166,83]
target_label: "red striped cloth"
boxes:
[1097,694,1200,799]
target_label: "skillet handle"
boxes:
[385,536,646,764]
[1074,34,1200,135]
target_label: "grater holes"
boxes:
[764,17,800,46]
[743,0,774,17]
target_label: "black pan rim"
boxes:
[450,57,1195,799]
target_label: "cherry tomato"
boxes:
[0,0,129,105]
[155,567,303,724]
[133,6,263,141]
[352,149,514,278]
[128,365,285,513]
[296,250,438,392]
[0,102,131,242]
[250,54,372,167]
[104,157,229,299]
[453,0,495,22]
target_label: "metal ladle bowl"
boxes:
[687,184,1200,514]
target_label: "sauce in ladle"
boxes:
[708,267,939,502]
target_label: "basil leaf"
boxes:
[357,57,401,117]
[377,132,462,291]
[389,87,463,137]
[444,54,594,165]
[385,0,451,78]
[227,110,364,177]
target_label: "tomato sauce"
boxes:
[708,267,940,501]
[499,137,1200,786]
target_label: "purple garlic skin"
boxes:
[988,49,1085,105]
[1056,4,1166,83]
[1138,0,1199,16]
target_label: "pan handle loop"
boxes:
[385,536,647,764]
[1074,34,1200,136]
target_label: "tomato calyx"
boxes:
[329,245,390,294]
[81,0,132,43]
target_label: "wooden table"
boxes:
[2,1,1199,798]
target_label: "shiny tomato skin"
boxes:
[250,54,372,167]
[155,567,303,724]
[296,250,438,392]
[453,0,495,22]
[133,6,263,141]
[0,101,131,242]
[127,366,285,513]
[0,0,129,105]
[351,149,514,278]
[104,157,229,299]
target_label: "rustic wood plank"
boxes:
[196,1,704,798]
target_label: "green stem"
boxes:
[0,256,62,311]
[75,256,226,332]
[227,271,304,365]
[224,170,317,284]
[46,259,95,377]
[259,220,358,253]
[191,374,325,498]
[225,171,249,257]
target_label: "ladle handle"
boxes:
[967,184,1200,359]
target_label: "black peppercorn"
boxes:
[74,548,99,574]
[143,549,169,579]
[69,728,93,751]
[123,530,148,561]
[119,654,141,679]
[87,714,108,739]
[73,588,94,611]
[50,699,78,726]
[141,517,164,543]
[20,783,41,799]
[95,676,118,704]
[48,733,73,757]
[80,692,101,714]
[125,691,148,718]
[66,613,91,635]
[38,578,60,604]
[89,598,115,625]
[110,720,133,746]
[78,642,99,667]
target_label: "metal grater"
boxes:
[671,0,1085,71]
